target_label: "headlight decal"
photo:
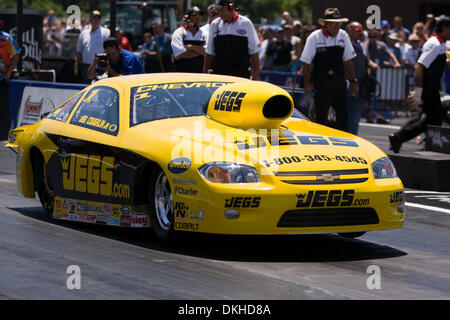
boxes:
[372,157,398,179]
[198,162,260,183]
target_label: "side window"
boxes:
[70,86,120,136]
[47,91,84,122]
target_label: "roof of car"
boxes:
[95,73,251,89]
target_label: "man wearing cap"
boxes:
[389,16,450,153]
[300,8,358,131]
[403,34,421,68]
[171,6,207,73]
[203,0,261,79]
[76,10,110,83]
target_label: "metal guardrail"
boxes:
[375,67,407,101]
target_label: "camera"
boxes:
[95,53,108,68]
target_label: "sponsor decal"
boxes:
[213,91,246,112]
[261,155,367,167]
[390,191,404,203]
[102,203,112,214]
[173,178,196,185]
[78,214,96,223]
[175,222,199,231]
[133,82,230,100]
[61,213,70,220]
[60,154,130,199]
[235,137,267,150]
[121,205,130,215]
[76,201,89,214]
[131,215,148,227]
[96,215,108,224]
[175,202,189,220]
[168,157,192,174]
[78,115,117,133]
[225,196,261,208]
[120,215,131,227]
[297,136,358,147]
[23,96,43,118]
[68,200,76,213]
[53,197,150,227]
[231,134,359,150]
[174,186,198,196]
[107,217,121,226]
[190,208,204,221]
[296,190,370,208]
[236,29,247,35]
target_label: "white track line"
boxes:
[405,202,450,214]
[359,122,401,130]
[405,190,450,195]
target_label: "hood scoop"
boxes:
[206,81,294,130]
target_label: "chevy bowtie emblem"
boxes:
[317,174,340,182]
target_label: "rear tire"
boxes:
[32,153,54,214]
[338,232,366,239]
[148,166,175,243]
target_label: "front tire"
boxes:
[32,153,54,214]
[148,167,175,243]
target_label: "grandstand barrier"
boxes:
[9,80,87,129]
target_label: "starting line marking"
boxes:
[405,202,450,215]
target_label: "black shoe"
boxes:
[376,117,390,124]
[389,134,402,153]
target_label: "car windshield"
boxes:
[130,81,306,126]
[130,81,231,126]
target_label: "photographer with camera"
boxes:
[87,38,144,81]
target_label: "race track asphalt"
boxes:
[0,119,449,300]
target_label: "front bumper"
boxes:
[172,178,405,235]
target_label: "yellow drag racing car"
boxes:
[6,73,404,242]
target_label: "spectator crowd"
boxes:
[41,6,448,82]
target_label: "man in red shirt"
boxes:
[0,19,20,139]
[115,27,133,51]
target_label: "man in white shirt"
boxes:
[389,16,450,153]
[76,10,110,83]
[300,8,357,132]
[171,6,207,73]
[203,0,261,79]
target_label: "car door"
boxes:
[45,85,129,219]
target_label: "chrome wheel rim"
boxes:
[154,171,173,231]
